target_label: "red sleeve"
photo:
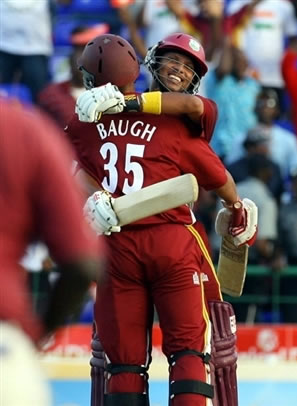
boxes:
[282,50,297,105]
[180,137,227,190]
[181,96,218,142]
[197,96,218,142]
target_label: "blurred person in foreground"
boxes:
[38,24,109,129]
[0,99,105,406]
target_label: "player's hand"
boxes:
[83,190,121,236]
[215,198,258,247]
[75,83,125,123]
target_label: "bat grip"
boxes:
[231,201,244,227]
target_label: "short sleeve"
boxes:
[180,137,227,190]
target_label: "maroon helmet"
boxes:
[78,34,140,89]
[144,33,208,94]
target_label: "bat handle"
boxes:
[231,201,244,227]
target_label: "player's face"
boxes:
[157,51,195,92]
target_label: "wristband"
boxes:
[124,94,142,112]
[124,92,162,115]
[141,91,162,114]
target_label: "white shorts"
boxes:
[0,322,52,406]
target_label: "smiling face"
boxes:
[154,51,197,93]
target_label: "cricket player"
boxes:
[142,32,225,303]
[69,33,258,406]
[0,100,105,406]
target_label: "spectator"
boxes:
[226,89,297,180]
[278,167,297,322]
[210,154,279,266]
[38,24,109,129]
[116,0,185,59]
[205,39,260,160]
[292,0,297,18]
[166,0,224,63]
[0,0,72,102]
[227,125,284,203]
[226,0,297,111]
[0,99,105,405]
[281,35,297,136]
[236,155,280,266]
[279,168,297,265]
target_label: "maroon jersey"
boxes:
[0,100,101,341]
[38,81,76,129]
[66,107,227,227]
[183,95,218,142]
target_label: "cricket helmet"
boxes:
[78,34,140,89]
[144,33,208,94]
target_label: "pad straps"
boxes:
[168,349,211,366]
[169,379,214,399]
[104,393,148,406]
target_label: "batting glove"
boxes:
[75,83,125,123]
[215,198,258,247]
[83,190,121,236]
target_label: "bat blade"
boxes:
[217,236,248,297]
[113,174,199,227]
[217,201,248,297]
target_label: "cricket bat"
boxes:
[113,174,199,226]
[217,201,249,297]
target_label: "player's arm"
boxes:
[120,90,208,125]
[73,167,121,236]
[75,167,101,196]
[124,91,205,122]
[158,92,204,123]
[214,170,258,247]
[75,84,205,123]
[182,139,257,246]
[213,169,238,206]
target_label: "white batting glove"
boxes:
[215,198,258,247]
[215,204,232,237]
[83,190,121,236]
[75,83,125,123]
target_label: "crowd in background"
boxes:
[1,0,297,322]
